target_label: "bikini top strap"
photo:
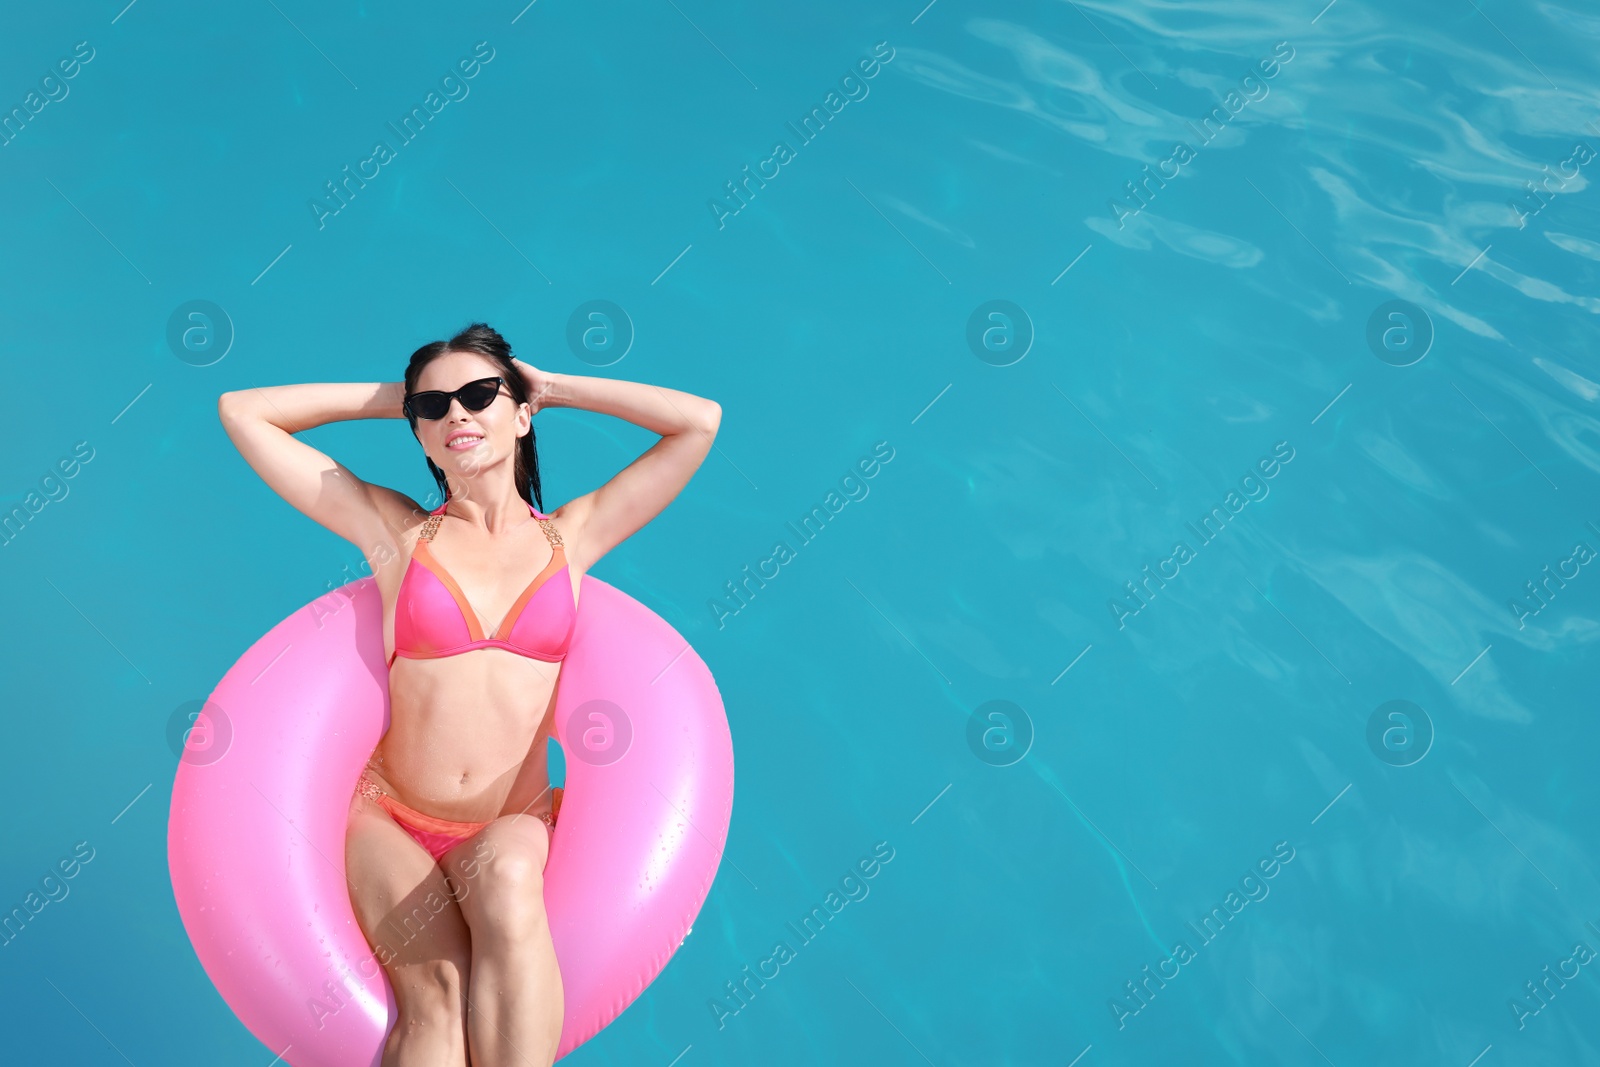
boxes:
[531,505,565,551]
[417,502,448,543]
[419,501,560,548]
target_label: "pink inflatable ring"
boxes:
[167,574,733,1064]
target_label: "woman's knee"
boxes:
[452,828,549,939]
[470,848,546,920]
[394,956,469,1029]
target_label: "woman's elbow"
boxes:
[217,390,256,430]
[698,400,722,436]
[219,391,256,422]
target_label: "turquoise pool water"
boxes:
[4,1,1600,1063]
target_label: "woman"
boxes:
[217,322,720,1067]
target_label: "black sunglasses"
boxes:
[404,376,508,421]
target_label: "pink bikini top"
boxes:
[389,501,576,667]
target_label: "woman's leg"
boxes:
[345,790,476,1067]
[443,813,563,1067]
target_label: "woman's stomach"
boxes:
[373,649,562,823]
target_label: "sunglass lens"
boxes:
[409,393,450,420]
[460,379,501,411]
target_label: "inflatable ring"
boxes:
[168,574,733,1064]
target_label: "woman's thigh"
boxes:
[441,814,551,937]
[344,794,475,1006]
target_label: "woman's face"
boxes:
[412,351,529,482]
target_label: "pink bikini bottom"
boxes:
[355,771,561,862]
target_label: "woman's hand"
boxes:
[511,358,557,415]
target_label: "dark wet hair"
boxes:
[403,322,544,512]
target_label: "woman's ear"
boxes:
[516,402,532,437]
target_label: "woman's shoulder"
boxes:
[536,496,597,570]
[534,496,584,531]
[362,484,434,550]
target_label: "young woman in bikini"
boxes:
[217,322,720,1067]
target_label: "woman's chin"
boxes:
[442,446,496,472]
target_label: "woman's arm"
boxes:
[217,382,421,558]
[520,361,720,571]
